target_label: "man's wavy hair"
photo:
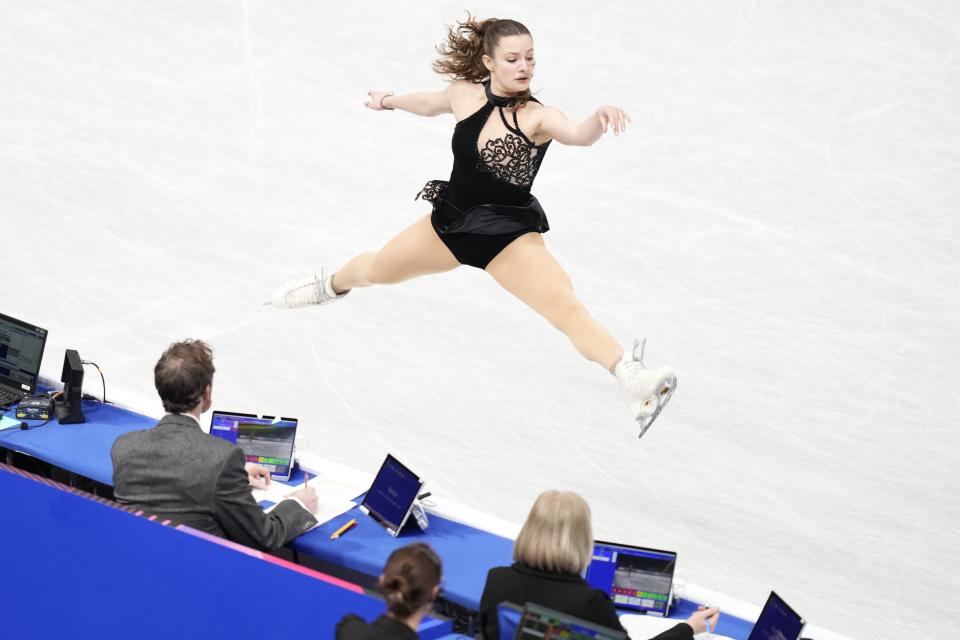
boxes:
[154,339,214,414]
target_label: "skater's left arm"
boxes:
[535,105,631,146]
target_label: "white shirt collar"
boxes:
[170,413,203,429]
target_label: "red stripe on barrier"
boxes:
[260,554,365,594]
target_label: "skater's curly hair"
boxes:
[433,14,532,108]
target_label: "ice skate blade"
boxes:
[635,376,677,439]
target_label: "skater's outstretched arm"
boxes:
[365,87,453,117]
[534,104,632,147]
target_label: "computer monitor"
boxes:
[514,602,627,640]
[747,591,806,640]
[0,312,48,397]
[209,411,298,481]
[585,541,676,616]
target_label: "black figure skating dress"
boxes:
[417,81,552,269]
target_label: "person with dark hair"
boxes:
[111,339,319,551]
[269,15,676,437]
[336,543,443,639]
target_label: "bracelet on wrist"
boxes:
[379,92,395,110]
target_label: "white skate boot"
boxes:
[614,338,677,438]
[267,267,349,309]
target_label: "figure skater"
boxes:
[269,16,676,437]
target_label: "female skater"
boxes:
[270,16,676,436]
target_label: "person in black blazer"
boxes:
[337,543,443,639]
[479,490,719,639]
[111,340,318,552]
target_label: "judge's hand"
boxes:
[685,606,720,635]
[288,484,318,513]
[245,462,271,490]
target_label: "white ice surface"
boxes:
[4,2,959,638]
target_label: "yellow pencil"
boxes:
[330,518,358,540]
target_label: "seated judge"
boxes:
[336,543,443,639]
[478,490,719,639]
[111,339,318,551]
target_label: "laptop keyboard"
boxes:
[0,387,25,405]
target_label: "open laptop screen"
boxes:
[747,591,805,640]
[585,541,676,616]
[209,411,297,480]
[0,312,48,396]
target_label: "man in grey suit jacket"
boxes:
[112,339,318,552]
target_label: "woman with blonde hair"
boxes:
[478,490,719,639]
[269,15,675,437]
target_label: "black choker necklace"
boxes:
[484,80,517,107]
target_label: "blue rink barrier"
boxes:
[0,464,452,640]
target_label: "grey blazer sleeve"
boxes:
[211,447,317,552]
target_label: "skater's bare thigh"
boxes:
[368,214,460,284]
[485,233,621,368]
[485,233,577,321]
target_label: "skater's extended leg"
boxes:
[486,233,676,435]
[332,214,459,291]
[270,214,459,308]
[484,233,623,370]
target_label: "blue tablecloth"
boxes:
[670,597,754,639]
[292,504,515,612]
[0,399,156,485]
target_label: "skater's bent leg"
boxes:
[485,233,623,371]
[332,215,459,291]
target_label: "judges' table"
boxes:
[1,399,759,639]
[292,503,514,612]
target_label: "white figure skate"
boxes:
[267,267,349,309]
[614,338,677,438]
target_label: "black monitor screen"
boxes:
[585,542,676,615]
[361,454,422,534]
[747,591,805,640]
[516,603,627,640]
[0,313,48,394]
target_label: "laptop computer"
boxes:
[0,312,48,407]
[514,602,627,640]
[208,411,298,481]
[585,541,677,616]
[747,591,806,640]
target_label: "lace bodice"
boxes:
[475,105,549,188]
[429,82,551,212]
